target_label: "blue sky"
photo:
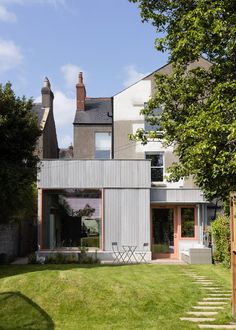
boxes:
[0,0,168,147]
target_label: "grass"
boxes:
[0,264,232,329]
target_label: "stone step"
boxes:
[208,294,231,296]
[180,317,216,322]
[203,298,230,301]
[198,302,228,305]
[204,288,230,291]
[193,306,224,310]
[187,311,218,316]
[198,325,236,329]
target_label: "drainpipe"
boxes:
[107,96,114,159]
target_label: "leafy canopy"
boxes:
[0,83,41,223]
[129,0,236,202]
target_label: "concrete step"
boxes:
[187,312,218,316]
[198,325,236,329]
[204,288,230,291]
[203,298,230,301]
[208,294,231,297]
[198,302,228,305]
[193,306,224,310]
[180,317,216,322]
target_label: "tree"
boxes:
[129,0,236,202]
[0,83,41,223]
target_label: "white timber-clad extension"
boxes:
[38,160,150,189]
[37,159,151,260]
[150,188,207,204]
[104,189,150,251]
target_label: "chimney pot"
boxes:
[78,72,83,85]
[41,76,54,107]
[76,72,86,111]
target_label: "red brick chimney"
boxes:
[76,72,86,110]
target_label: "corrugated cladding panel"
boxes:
[150,188,206,203]
[104,189,150,250]
[38,160,151,189]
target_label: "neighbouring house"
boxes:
[32,77,59,160]
[73,72,112,159]
[37,59,214,263]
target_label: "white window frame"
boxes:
[145,152,165,183]
[144,103,162,133]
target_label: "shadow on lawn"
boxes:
[0,263,135,280]
[0,291,54,329]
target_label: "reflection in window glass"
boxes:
[146,153,164,182]
[181,208,195,237]
[95,132,111,159]
[43,189,102,249]
[144,106,162,132]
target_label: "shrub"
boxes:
[80,237,99,248]
[78,246,100,264]
[44,253,77,264]
[28,253,39,264]
[211,214,231,268]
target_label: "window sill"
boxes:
[151,182,167,187]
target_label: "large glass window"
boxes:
[146,153,164,182]
[95,132,111,159]
[181,208,195,237]
[43,189,102,250]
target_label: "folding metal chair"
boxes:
[136,243,149,263]
[112,242,125,263]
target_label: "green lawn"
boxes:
[0,264,232,330]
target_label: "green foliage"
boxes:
[28,253,39,264]
[211,214,231,268]
[78,246,100,264]
[81,236,99,248]
[0,83,41,223]
[129,0,236,202]
[44,253,78,264]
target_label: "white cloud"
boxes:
[0,1,66,22]
[0,5,17,22]
[53,90,75,128]
[123,65,148,88]
[0,39,23,73]
[0,0,66,6]
[61,64,84,90]
[60,134,72,148]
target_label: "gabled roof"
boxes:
[73,97,112,125]
[31,103,46,127]
[113,56,212,97]
[31,102,51,131]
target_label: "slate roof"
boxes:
[74,98,112,125]
[31,103,46,127]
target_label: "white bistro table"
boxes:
[122,245,138,263]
